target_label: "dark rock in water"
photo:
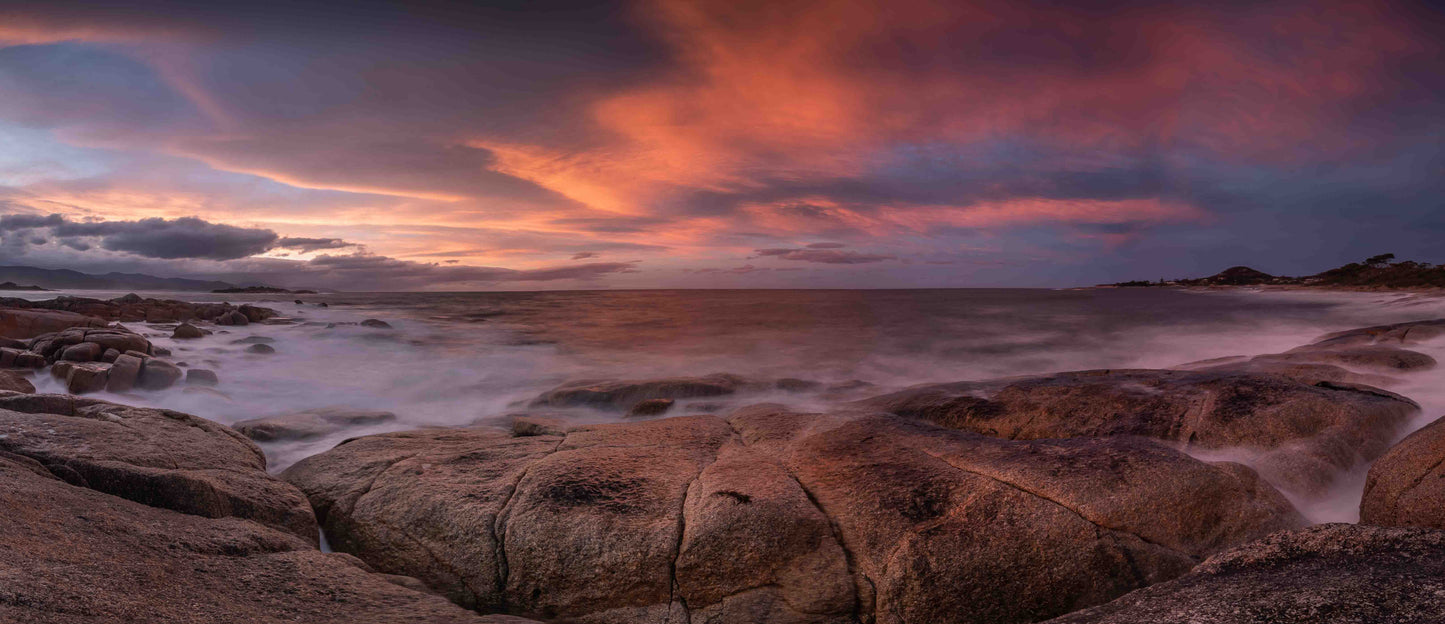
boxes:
[0,370,34,394]
[1310,318,1445,348]
[532,373,749,411]
[112,293,144,304]
[238,304,271,323]
[106,354,144,392]
[283,410,1300,623]
[0,394,316,540]
[172,322,206,339]
[232,407,397,442]
[185,368,220,387]
[246,343,277,355]
[319,302,329,307]
[511,415,568,437]
[856,368,1419,496]
[1045,524,1445,624]
[295,299,304,304]
[1361,415,1445,529]
[60,341,102,362]
[231,335,276,344]
[136,358,183,390]
[152,345,172,356]
[625,397,675,417]
[216,310,250,326]
[0,452,528,623]
[360,318,393,329]
[62,362,110,394]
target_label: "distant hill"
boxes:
[0,266,237,291]
[1110,255,1445,289]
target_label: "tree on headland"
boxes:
[1366,253,1396,266]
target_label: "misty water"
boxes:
[16,287,1445,524]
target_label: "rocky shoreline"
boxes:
[4,295,1445,622]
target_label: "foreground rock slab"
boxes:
[0,393,317,540]
[284,410,1301,624]
[857,368,1419,496]
[0,451,536,624]
[1360,414,1445,529]
[1046,524,1445,624]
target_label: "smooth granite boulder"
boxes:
[284,410,1300,624]
[0,393,317,541]
[1360,415,1445,529]
[1045,524,1445,624]
[232,407,397,442]
[856,368,1419,496]
[0,307,107,339]
[531,373,751,412]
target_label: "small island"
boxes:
[212,286,318,294]
[1109,254,1445,289]
[0,281,51,291]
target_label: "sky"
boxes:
[0,0,1442,290]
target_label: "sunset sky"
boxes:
[0,0,1442,290]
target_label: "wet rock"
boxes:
[231,335,276,344]
[77,328,151,354]
[1046,524,1445,624]
[532,373,750,411]
[0,370,34,394]
[13,351,44,368]
[360,318,393,329]
[60,341,103,362]
[246,343,277,355]
[284,411,1300,623]
[185,368,220,387]
[136,358,183,390]
[0,336,25,349]
[0,307,107,339]
[152,346,172,356]
[626,397,675,417]
[1311,319,1445,347]
[101,347,120,362]
[239,304,272,323]
[217,310,250,326]
[64,362,110,394]
[232,407,397,442]
[0,393,317,540]
[512,415,568,437]
[1256,344,1437,372]
[106,354,144,392]
[1361,415,1445,529]
[172,322,206,339]
[0,453,530,623]
[857,368,1420,496]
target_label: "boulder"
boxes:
[247,343,277,354]
[60,341,103,362]
[186,368,220,387]
[1255,344,1437,372]
[1361,415,1445,529]
[0,308,106,339]
[0,394,317,540]
[0,452,537,623]
[511,415,568,437]
[1180,357,1399,386]
[217,310,250,326]
[137,358,183,390]
[531,373,750,411]
[0,370,34,394]
[1310,319,1445,347]
[626,397,675,417]
[284,411,1300,623]
[78,328,151,354]
[239,304,272,323]
[360,318,393,329]
[101,347,120,362]
[173,322,207,339]
[1046,524,1445,624]
[65,362,110,394]
[233,407,397,442]
[857,369,1419,496]
[106,354,144,393]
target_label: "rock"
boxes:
[532,373,750,411]
[512,415,568,437]
[217,310,250,326]
[284,411,1300,623]
[0,370,34,394]
[65,362,110,394]
[60,341,103,362]
[0,394,317,540]
[246,343,277,354]
[231,335,276,344]
[13,351,44,368]
[137,358,183,390]
[295,299,304,304]
[626,397,675,417]
[172,322,206,339]
[1045,524,1445,624]
[1179,356,1399,386]
[1256,344,1437,372]
[111,292,144,304]
[857,368,1420,496]
[153,345,172,356]
[1361,415,1445,529]
[1311,319,1445,347]
[0,336,26,349]
[77,328,151,354]
[319,302,329,307]
[232,407,397,442]
[106,354,144,392]
[239,304,272,323]
[0,308,107,339]
[360,318,393,329]
[0,453,534,623]
[101,347,120,362]
[186,368,220,387]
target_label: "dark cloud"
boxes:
[754,248,897,264]
[46,216,278,259]
[275,237,356,252]
[571,251,598,260]
[806,242,847,249]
